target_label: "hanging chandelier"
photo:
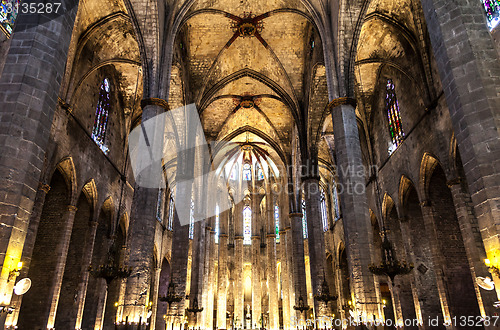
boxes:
[314,273,338,304]
[293,296,310,315]
[369,229,413,284]
[186,297,204,314]
[88,260,132,285]
[158,281,183,307]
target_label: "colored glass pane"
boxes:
[302,199,308,239]
[92,78,111,154]
[274,204,280,243]
[483,0,500,30]
[386,79,405,149]
[243,206,252,245]
[0,0,19,36]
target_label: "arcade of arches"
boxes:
[0,0,499,329]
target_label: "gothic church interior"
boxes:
[0,0,499,329]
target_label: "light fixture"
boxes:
[8,262,22,282]
[476,276,495,291]
[485,259,500,278]
[293,296,310,315]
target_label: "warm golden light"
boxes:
[17,261,23,269]
[114,302,119,307]
[382,299,386,304]
[348,300,352,305]
[485,258,491,266]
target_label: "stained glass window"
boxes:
[243,206,252,245]
[386,79,404,151]
[274,204,280,243]
[230,165,238,181]
[243,163,252,181]
[156,188,164,223]
[0,0,19,36]
[301,198,308,239]
[482,0,500,30]
[215,204,220,244]
[189,200,194,239]
[167,196,174,230]
[320,188,328,232]
[92,78,111,154]
[257,165,264,180]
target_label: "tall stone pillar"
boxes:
[447,180,498,315]
[419,0,500,262]
[279,190,292,330]
[217,233,229,329]
[6,182,51,328]
[251,195,262,330]
[150,267,162,330]
[289,212,308,322]
[217,209,229,329]
[303,177,328,319]
[266,189,279,330]
[330,99,378,318]
[74,219,99,329]
[121,100,169,325]
[0,0,79,306]
[46,204,78,328]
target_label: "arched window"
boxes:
[301,198,308,239]
[320,188,329,232]
[92,78,111,154]
[274,204,280,243]
[482,0,500,30]
[257,165,264,180]
[189,200,194,239]
[167,196,174,231]
[156,188,164,223]
[215,204,220,244]
[0,0,19,36]
[243,163,252,181]
[243,206,252,245]
[386,79,404,153]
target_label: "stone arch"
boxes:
[18,169,71,329]
[55,156,78,203]
[419,152,441,202]
[54,182,94,329]
[427,162,481,319]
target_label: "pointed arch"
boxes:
[55,157,77,203]
[419,153,441,202]
[81,180,98,215]
[398,175,417,217]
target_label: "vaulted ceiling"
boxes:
[171,0,328,164]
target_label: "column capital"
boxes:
[289,212,303,218]
[141,98,170,110]
[446,177,463,188]
[68,205,78,212]
[327,97,357,110]
[38,182,51,193]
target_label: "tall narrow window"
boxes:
[386,79,404,152]
[320,188,329,232]
[167,196,174,230]
[189,200,195,239]
[92,78,111,154]
[215,204,220,244]
[243,206,252,245]
[243,163,252,181]
[482,0,500,30]
[274,204,280,243]
[257,165,264,180]
[156,188,164,223]
[301,198,308,239]
[0,0,19,36]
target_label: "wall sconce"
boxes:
[8,262,22,282]
[485,259,500,278]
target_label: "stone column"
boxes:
[448,179,498,314]
[121,100,168,325]
[74,219,100,329]
[279,190,292,330]
[398,217,443,327]
[289,212,308,322]
[303,177,328,319]
[419,0,500,263]
[329,99,378,318]
[419,202,452,322]
[201,217,214,330]
[217,233,229,329]
[251,228,262,328]
[0,0,79,305]
[6,182,51,328]
[150,267,162,330]
[266,189,279,330]
[46,204,78,328]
